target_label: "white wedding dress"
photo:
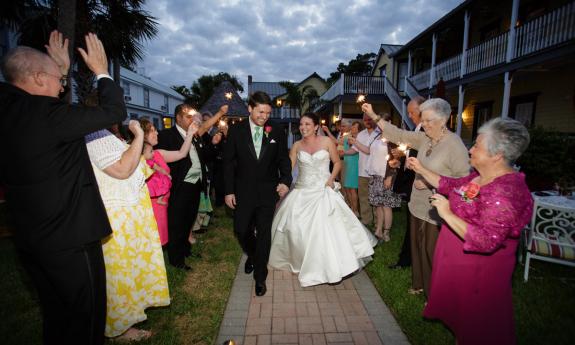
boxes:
[269,149,377,287]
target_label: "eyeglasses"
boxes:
[420,117,439,125]
[41,72,68,87]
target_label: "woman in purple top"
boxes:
[407,118,533,345]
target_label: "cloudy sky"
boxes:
[141,0,464,91]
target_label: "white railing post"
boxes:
[507,0,520,61]
[501,72,512,117]
[457,85,465,136]
[340,73,345,95]
[430,33,437,88]
[407,50,412,77]
[461,11,470,77]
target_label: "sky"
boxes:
[140,0,464,91]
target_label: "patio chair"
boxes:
[523,198,575,281]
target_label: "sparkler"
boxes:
[356,94,366,103]
[224,92,233,100]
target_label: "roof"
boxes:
[249,82,286,98]
[199,81,249,117]
[298,72,326,86]
[371,44,404,74]
[389,0,472,58]
[120,67,185,100]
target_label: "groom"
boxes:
[223,91,292,296]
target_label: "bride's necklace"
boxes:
[426,128,447,157]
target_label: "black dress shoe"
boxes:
[173,264,192,271]
[244,261,254,274]
[255,282,267,296]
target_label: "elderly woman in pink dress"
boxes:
[407,118,533,345]
[139,118,197,245]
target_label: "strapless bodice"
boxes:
[294,149,331,189]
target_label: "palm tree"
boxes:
[278,81,320,114]
[1,0,158,103]
[188,72,244,108]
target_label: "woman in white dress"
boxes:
[269,113,377,287]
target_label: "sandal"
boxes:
[383,228,391,242]
[407,288,424,295]
[114,328,152,342]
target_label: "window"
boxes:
[122,81,130,95]
[398,62,408,92]
[379,64,387,77]
[129,113,138,120]
[472,101,494,138]
[509,93,538,127]
[144,88,150,108]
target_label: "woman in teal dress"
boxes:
[343,121,362,217]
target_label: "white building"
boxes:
[119,66,185,130]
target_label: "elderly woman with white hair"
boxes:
[362,99,470,298]
[406,118,533,345]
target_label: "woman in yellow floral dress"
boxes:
[85,120,170,342]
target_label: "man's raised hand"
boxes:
[77,33,108,76]
[45,30,70,76]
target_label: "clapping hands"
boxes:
[77,33,108,76]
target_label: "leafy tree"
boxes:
[278,81,320,114]
[326,52,377,85]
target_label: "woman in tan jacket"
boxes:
[362,99,470,298]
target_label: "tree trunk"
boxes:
[57,0,76,103]
[113,57,121,85]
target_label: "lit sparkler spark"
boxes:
[356,94,366,103]
[225,92,233,100]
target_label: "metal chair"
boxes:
[523,198,575,282]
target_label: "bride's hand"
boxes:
[325,178,335,189]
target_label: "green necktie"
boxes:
[253,126,262,143]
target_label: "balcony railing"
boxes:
[320,74,386,101]
[466,31,508,74]
[408,1,575,90]
[270,107,300,119]
[514,1,575,57]
[435,53,462,82]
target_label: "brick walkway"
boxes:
[216,256,410,345]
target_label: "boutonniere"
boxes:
[264,125,272,138]
[455,182,480,203]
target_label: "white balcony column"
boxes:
[401,99,407,128]
[407,50,412,77]
[456,85,465,135]
[501,72,512,117]
[506,0,520,62]
[461,11,470,77]
[338,98,343,117]
[430,33,437,88]
[340,73,345,95]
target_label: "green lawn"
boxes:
[365,205,575,345]
[0,206,242,345]
[1,204,574,345]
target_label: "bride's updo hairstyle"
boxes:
[301,112,319,126]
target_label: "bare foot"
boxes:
[114,328,152,342]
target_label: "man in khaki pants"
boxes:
[353,114,379,226]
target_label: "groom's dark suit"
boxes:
[223,119,291,284]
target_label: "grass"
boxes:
[0,206,242,345]
[1,203,574,344]
[365,205,575,345]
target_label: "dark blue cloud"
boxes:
[141,0,464,91]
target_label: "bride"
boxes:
[269,113,377,287]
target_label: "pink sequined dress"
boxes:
[423,171,533,345]
[146,150,172,245]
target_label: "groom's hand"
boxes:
[225,194,236,209]
[276,183,289,198]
